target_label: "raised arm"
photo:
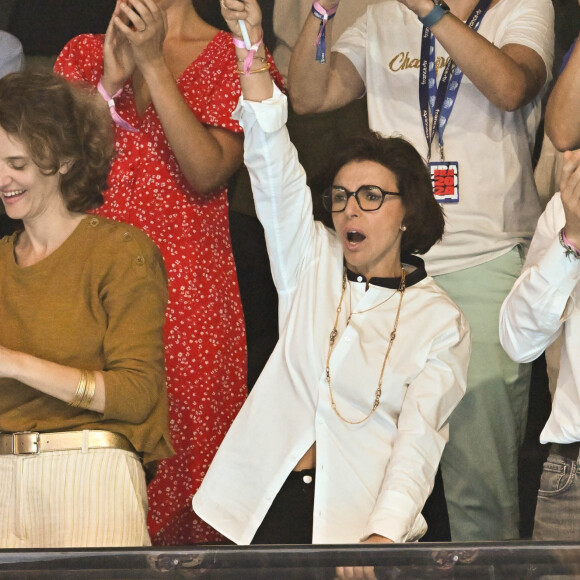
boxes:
[107,0,243,195]
[545,38,580,151]
[287,0,365,114]
[289,0,552,115]
[221,0,321,305]
[500,150,580,363]
[400,0,552,111]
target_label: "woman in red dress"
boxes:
[55,0,259,544]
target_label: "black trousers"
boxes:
[251,469,315,544]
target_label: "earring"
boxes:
[400,224,407,232]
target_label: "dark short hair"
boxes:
[328,132,445,255]
[0,69,113,212]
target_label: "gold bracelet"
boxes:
[70,369,88,408]
[78,370,96,410]
[237,55,267,64]
[237,62,271,75]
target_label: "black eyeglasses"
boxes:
[321,185,402,213]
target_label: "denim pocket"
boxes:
[537,457,577,497]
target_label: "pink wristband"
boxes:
[311,2,338,63]
[97,80,138,133]
[561,228,580,256]
[232,33,263,75]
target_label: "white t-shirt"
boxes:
[193,87,470,545]
[334,0,554,276]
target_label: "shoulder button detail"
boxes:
[123,232,133,242]
[135,255,145,266]
[89,217,99,227]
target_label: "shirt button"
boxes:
[123,232,132,241]
[135,256,145,266]
[89,217,99,227]
[357,275,363,282]
[303,475,313,484]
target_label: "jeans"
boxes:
[533,451,580,540]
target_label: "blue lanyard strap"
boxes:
[419,0,492,160]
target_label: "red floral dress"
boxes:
[55,30,248,545]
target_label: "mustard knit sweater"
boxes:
[0,216,173,465]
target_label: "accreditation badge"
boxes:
[429,161,459,203]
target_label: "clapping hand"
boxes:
[112,0,168,74]
[102,0,137,94]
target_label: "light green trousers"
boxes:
[435,246,531,541]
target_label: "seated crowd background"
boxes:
[0,0,579,549]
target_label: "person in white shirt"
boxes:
[287,0,554,541]
[193,0,470,548]
[500,149,580,540]
[0,31,23,78]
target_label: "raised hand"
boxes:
[102,1,137,94]
[220,0,263,44]
[113,0,168,74]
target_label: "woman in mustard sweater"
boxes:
[0,69,172,547]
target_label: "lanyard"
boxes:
[419,0,492,161]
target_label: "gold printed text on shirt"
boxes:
[389,52,451,73]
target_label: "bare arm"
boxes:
[289,0,550,115]
[411,0,549,111]
[546,39,580,151]
[288,3,365,114]
[107,0,243,195]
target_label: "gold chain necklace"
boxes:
[326,267,406,425]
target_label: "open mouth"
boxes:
[347,231,366,243]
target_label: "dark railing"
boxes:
[1,542,580,579]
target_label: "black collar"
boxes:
[345,254,428,289]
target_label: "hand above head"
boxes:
[220,0,263,45]
[102,0,137,95]
[113,0,168,75]
[561,149,580,250]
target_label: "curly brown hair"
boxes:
[0,69,113,212]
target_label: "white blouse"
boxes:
[500,193,580,446]
[193,87,470,544]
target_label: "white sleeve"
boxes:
[364,306,471,543]
[332,10,369,84]
[500,193,580,363]
[233,85,320,317]
[496,0,554,84]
